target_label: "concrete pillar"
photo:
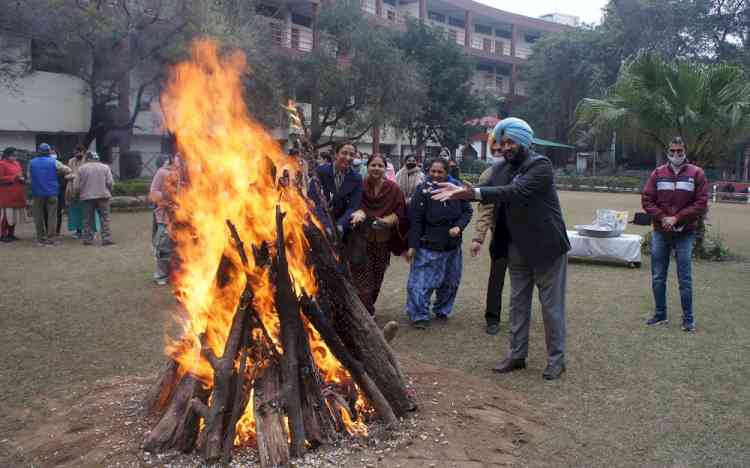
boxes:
[284,7,292,48]
[419,0,427,21]
[464,10,472,50]
[312,2,320,50]
[510,23,518,57]
[376,0,383,17]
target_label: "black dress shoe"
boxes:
[542,362,566,380]
[492,357,526,373]
[486,323,500,335]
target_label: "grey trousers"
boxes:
[83,198,112,242]
[507,243,567,367]
[32,196,57,241]
[153,223,173,281]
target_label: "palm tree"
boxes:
[574,53,750,168]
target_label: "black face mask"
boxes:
[406,162,416,169]
[449,166,460,176]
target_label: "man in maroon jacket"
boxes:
[641,137,708,332]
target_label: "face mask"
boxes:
[668,154,686,166]
[50,153,58,160]
[406,162,416,169]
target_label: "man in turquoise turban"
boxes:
[432,117,571,380]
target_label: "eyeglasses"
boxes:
[668,149,685,154]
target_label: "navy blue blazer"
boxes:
[310,163,363,233]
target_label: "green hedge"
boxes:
[555,175,647,189]
[112,178,151,196]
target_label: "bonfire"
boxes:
[141,39,415,467]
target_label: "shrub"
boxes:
[555,175,647,190]
[112,178,151,196]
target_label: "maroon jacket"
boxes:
[642,163,708,233]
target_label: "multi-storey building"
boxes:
[0,2,574,168]
[256,0,573,156]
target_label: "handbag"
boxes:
[631,212,652,226]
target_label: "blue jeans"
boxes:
[651,230,695,322]
[406,247,463,322]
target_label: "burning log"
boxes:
[143,349,210,453]
[301,296,398,428]
[254,359,289,467]
[304,224,416,417]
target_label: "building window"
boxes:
[387,10,396,21]
[269,22,283,46]
[291,28,300,50]
[495,28,512,39]
[495,40,504,56]
[474,24,492,35]
[448,17,465,28]
[256,4,281,18]
[30,39,79,75]
[292,14,312,28]
[428,11,445,22]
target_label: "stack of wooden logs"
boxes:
[142,207,415,467]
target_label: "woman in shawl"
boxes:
[66,146,100,237]
[349,154,409,316]
[395,154,425,206]
[0,147,27,242]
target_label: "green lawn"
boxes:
[0,192,748,467]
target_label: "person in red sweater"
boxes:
[641,136,709,332]
[0,147,27,242]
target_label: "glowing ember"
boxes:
[160,38,367,445]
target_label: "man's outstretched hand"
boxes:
[430,182,475,202]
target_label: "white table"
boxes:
[567,230,644,266]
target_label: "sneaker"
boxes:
[486,323,500,335]
[102,240,115,246]
[492,357,526,374]
[543,362,566,380]
[82,240,93,246]
[681,320,696,332]
[646,316,668,326]
[0,236,10,243]
[434,313,449,321]
[413,319,430,330]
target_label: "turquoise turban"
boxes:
[492,117,534,149]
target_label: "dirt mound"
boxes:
[0,359,542,468]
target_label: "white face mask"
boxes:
[667,154,686,166]
[50,153,58,160]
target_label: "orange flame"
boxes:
[160,38,365,445]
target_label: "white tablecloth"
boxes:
[567,230,643,264]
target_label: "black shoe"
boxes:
[102,240,115,246]
[0,236,10,243]
[486,323,500,335]
[646,315,668,326]
[7,235,19,241]
[434,313,449,321]
[413,319,430,330]
[542,362,566,380]
[492,357,526,374]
